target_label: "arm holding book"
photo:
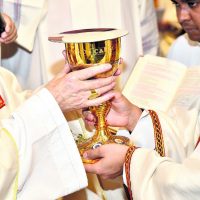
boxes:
[84,91,200,200]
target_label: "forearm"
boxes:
[124,108,200,200]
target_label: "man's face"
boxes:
[171,0,200,41]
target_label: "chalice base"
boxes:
[77,128,132,164]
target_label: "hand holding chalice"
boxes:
[49,28,131,163]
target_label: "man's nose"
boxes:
[178,6,191,23]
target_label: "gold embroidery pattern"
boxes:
[195,136,200,149]
[125,146,137,200]
[149,110,165,157]
[125,110,165,200]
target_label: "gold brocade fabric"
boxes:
[149,110,165,157]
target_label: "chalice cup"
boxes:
[49,28,131,163]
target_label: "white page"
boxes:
[123,55,187,111]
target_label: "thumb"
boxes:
[63,63,71,74]
[56,62,71,78]
[83,147,102,160]
[62,49,71,74]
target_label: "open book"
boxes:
[122,55,200,112]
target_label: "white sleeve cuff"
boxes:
[131,110,155,149]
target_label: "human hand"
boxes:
[83,92,142,131]
[46,63,117,112]
[84,144,129,179]
[0,13,17,44]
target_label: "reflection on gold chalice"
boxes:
[49,28,131,163]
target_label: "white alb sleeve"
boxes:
[1,88,87,200]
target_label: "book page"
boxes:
[172,67,200,109]
[122,55,187,112]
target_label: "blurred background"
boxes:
[154,0,183,56]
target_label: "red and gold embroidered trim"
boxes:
[125,145,137,200]
[195,136,200,149]
[124,110,165,200]
[0,95,5,109]
[149,110,165,157]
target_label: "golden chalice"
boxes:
[49,28,131,163]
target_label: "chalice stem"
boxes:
[91,101,111,143]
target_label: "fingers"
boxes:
[83,147,102,161]
[56,57,71,78]
[62,62,71,74]
[65,63,117,93]
[87,75,116,90]
[84,149,103,174]
[0,14,17,43]
[77,64,112,80]
[119,57,123,65]
[2,28,17,43]
[86,90,115,107]
[62,50,71,73]
[48,62,117,112]
[84,144,128,180]
[62,49,66,59]
[92,81,116,97]
[80,75,116,98]
[85,161,123,180]
[82,110,96,126]
[84,163,101,174]
[84,147,109,175]
[113,68,121,76]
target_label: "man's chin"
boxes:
[188,34,200,42]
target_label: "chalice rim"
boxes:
[48,28,128,43]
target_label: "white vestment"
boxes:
[1,0,158,90]
[126,104,200,200]
[1,0,158,199]
[0,128,18,200]
[167,34,200,67]
[0,67,87,200]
